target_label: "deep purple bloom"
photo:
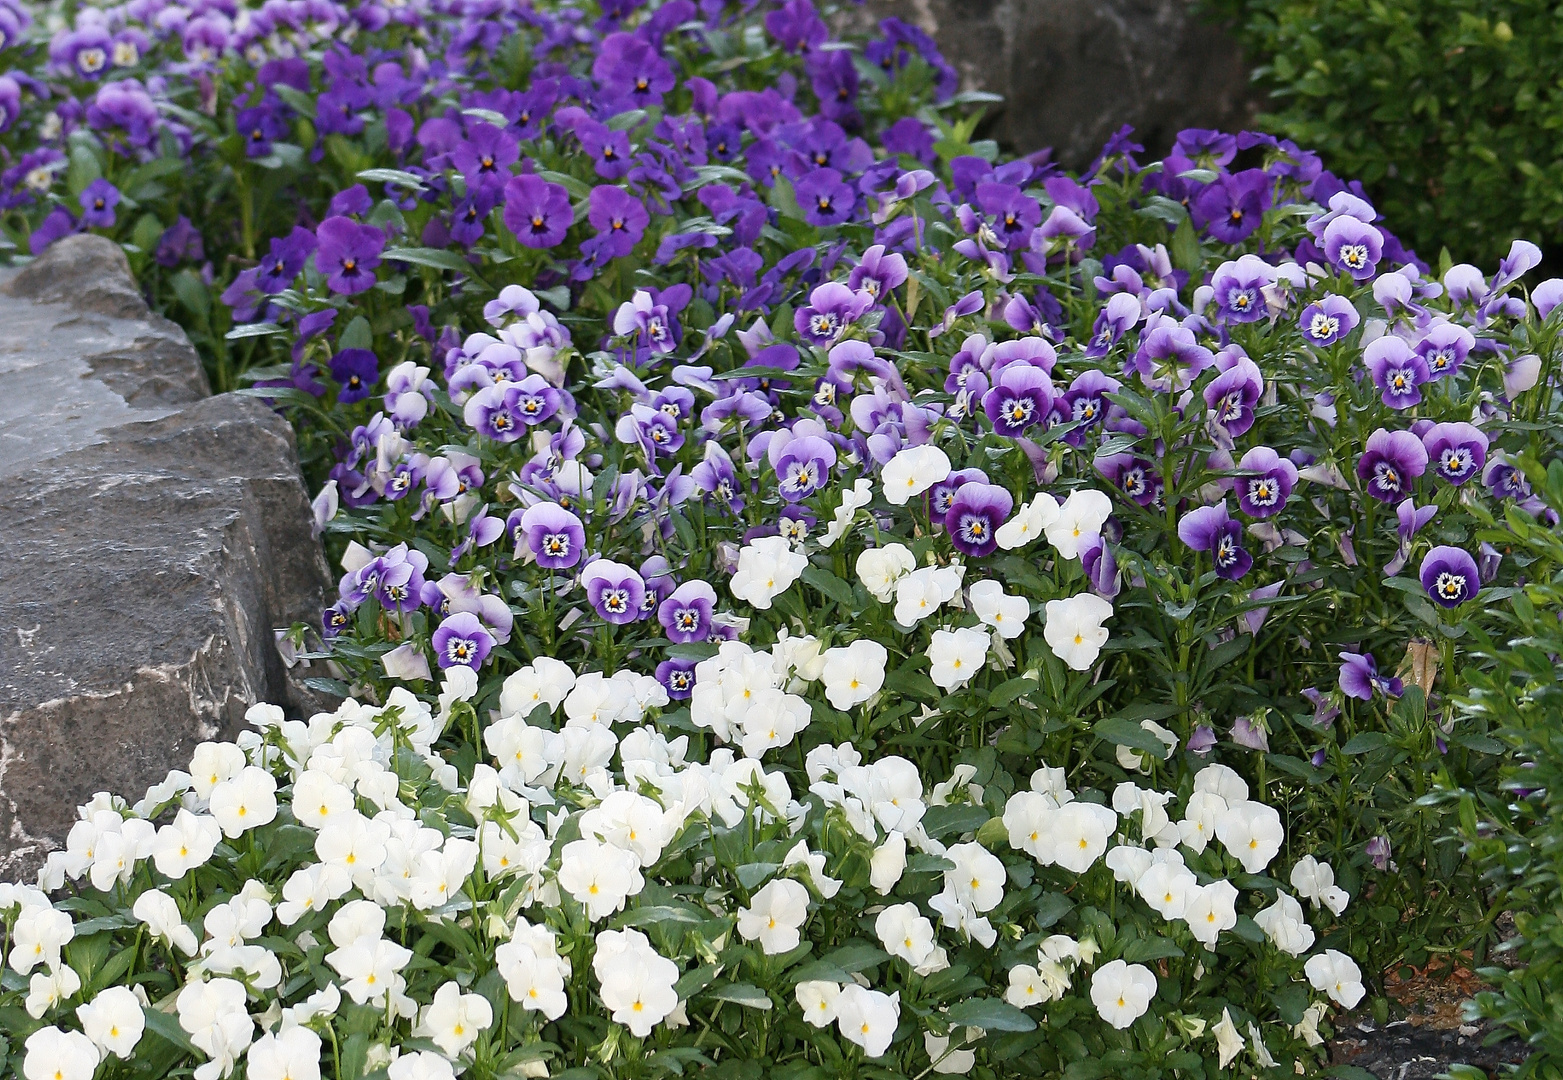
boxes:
[809,48,860,120]
[1084,293,1140,359]
[1234,446,1297,518]
[945,482,1013,558]
[1415,322,1476,380]
[981,363,1055,437]
[658,580,717,643]
[1080,534,1120,598]
[29,207,77,255]
[1177,500,1252,580]
[432,612,494,670]
[256,226,316,292]
[1422,422,1487,485]
[78,179,120,228]
[977,182,1042,251]
[656,657,698,700]
[1298,295,1359,346]
[766,0,829,54]
[237,102,290,158]
[452,122,519,193]
[1420,546,1480,608]
[315,216,385,295]
[592,32,676,106]
[1365,336,1429,409]
[519,503,585,570]
[929,467,989,518]
[503,174,574,249]
[578,122,633,180]
[1338,651,1402,701]
[582,560,647,625]
[155,217,205,269]
[330,349,379,403]
[1357,428,1428,502]
[1203,354,1264,436]
[1193,169,1270,244]
[1484,456,1532,501]
[588,185,650,258]
[1322,215,1383,280]
[795,167,856,227]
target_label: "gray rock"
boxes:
[842,0,1258,167]
[0,236,331,881]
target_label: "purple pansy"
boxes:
[78,179,120,228]
[431,611,494,670]
[1415,321,1476,380]
[1365,336,1429,409]
[1298,294,1359,346]
[1233,446,1297,518]
[503,174,574,249]
[945,482,1013,558]
[1203,354,1264,437]
[795,167,856,227]
[1177,500,1252,580]
[330,349,379,403]
[1357,428,1428,502]
[1421,422,1487,485]
[658,580,718,643]
[656,657,698,700]
[981,362,1055,437]
[588,184,650,258]
[848,243,908,302]
[794,281,873,347]
[582,559,647,625]
[519,503,586,570]
[315,216,385,295]
[1420,546,1480,608]
[1133,319,1214,392]
[1058,369,1122,445]
[767,425,837,501]
[1322,215,1382,280]
[1209,255,1275,323]
[1338,651,1402,701]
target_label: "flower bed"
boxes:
[1,0,1561,1078]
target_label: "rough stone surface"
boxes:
[842,0,1259,167]
[0,235,331,881]
[1331,1019,1527,1080]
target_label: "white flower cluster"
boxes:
[8,640,1365,1080]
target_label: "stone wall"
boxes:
[0,236,330,880]
[842,0,1258,167]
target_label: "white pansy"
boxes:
[1212,1007,1245,1067]
[416,981,493,1057]
[795,980,840,1027]
[76,986,145,1058]
[821,479,873,547]
[737,878,811,954]
[1046,489,1113,559]
[1291,855,1351,915]
[820,640,888,710]
[327,899,386,949]
[1136,856,1198,920]
[1003,791,1058,862]
[246,1026,322,1080]
[996,492,1060,549]
[875,902,946,973]
[1194,763,1249,804]
[893,565,964,628]
[326,937,413,1007]
[10,906,73,975]
[1178,790,1227,854]
[499,657,577,717]
[1047,802,1118,873]
[967,579,1029,638]
[1304,949,1366,1008]
[782,841,843,898]
[944,841,1006,913]
[177,977,254,1080]
[557,837,643,920]
[1216,801,1285,873]
[496,920,569,1020]
[924,1030,977,1075]
[592,928,680,1037]
[730,535,808,609]
[189,742,247,802]
[835,984,900,1058]
[1184,879,1239,948]
[208,766,279,838]
[290,771,355,831]
[1090,959,1156,1029]
[22,1027,99,1080]
[856,543,917,602]
[1043,593,1114,670]
[26,965,81,1019]
[870,831,908,894]
[1254,892,1316,957]
[132,890,197,956]
[927,626,990,690]
[881,444,951,505]
[151,809,222,879]
[388,1051,456,1080]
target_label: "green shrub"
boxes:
[1205,0,1563,267]
[1455,459,1563,1078]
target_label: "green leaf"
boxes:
[357,168,428,192]
[339,314,374,351]
[615,905,707,928]
[987,677,1036,708]
[383,246,479,276]
[141,1007,199,1056]
[271,84,316,120]
[1092,717,1169,755]
[704,982,772,1009]
[1340,732,1390,755]
[673,964,718,1000]
[944,997,1037,1032]
[819,943,889,974]
[225,321,285,340]
[800,565,855,607]
[1121,935,1183,963]
[921,804,989,840]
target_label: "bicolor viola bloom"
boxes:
[1385,498,1438,576]
[767,424,838,501]
[1483,456,1531,502]
[848,244,909,302]
[1337,651,1402,701]
[1414,321,1476,380]
[1133,320,1214,392]
[1057,369,1122,445]
[794,282,873,347]
[1356,428,1428,502]
[1233,446,1297,519]
[657,581,717,643]
[518,503,585,570]
[981,362,1055,437]
[945,482,1014,558]
[1420,546,1480,608]
[1209,255,1276,323]
[1203,354,1264,437]
[1177,500,1252,580]
[1084,292,1141,359]
[1094,453,1162,508]
[431,611,494,670]
[582,560,647,625]
[1321,215,1382,280]
[1297,295,1359,346]
[1364,336,1429,409]
[1421,422,1487,485]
